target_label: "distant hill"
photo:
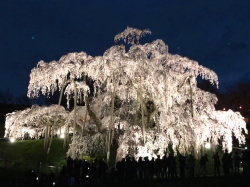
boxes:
[0,103,30,120]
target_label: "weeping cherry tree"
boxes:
[6,27,247,163]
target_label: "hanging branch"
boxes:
[189,76,194,118]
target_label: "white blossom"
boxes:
[6,27,247,161]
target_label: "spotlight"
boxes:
[10,137,15,143]
[205,142,211,149]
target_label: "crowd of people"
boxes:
[24,149,250,187]
[25,157,109,187]
[211,149,250,176]
[114,149,250,181]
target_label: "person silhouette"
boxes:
[169,157,178,178]
[137,157,144,180]
[212,152,220,176]
[233,152,241,175]
[154,155,162,178]
[187,154,195,178]
[222,150,230,175]
[178,153,186,178]
[198,154,208,177]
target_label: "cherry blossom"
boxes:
[5,27,247,161]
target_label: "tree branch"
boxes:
[85,96,103,133]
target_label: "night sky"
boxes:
[0,0,250,97]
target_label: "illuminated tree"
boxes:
[7,27,247,162]
[4,105,69,151]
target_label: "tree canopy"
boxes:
[5,27,248,161]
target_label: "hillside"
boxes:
[0,138,67,173]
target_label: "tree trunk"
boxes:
[85,97,102,132]
[82,89,88,135]
[71,81,77,159]
[47,81,65,154]
[47,125,55,154]
[138,87,146,144]
[63,126,69,148]
[107,87,116,166]
[46,125,51,150]
[44,125,48,149]
[189,77,194,118]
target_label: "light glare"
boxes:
[60,134,65,138]
[205,142,211,149]
[10,137,15,143]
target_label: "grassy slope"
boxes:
[0,138,67,173]
[0,135,248,181]
[0,107,68,173]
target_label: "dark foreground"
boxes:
[108,175,250,187]
[0,173,250,187]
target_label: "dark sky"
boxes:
[0,0,250,97]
